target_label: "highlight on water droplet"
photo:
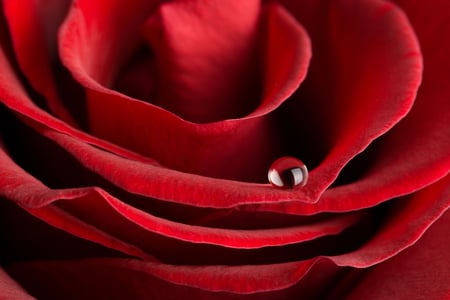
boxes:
[268,156,308,189]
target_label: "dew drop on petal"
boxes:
[268,156,308,189]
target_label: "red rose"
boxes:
[1,0,449,299]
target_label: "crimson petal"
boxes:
[344,211,450,300]
[247,0,450,215]
[4,179,449,296]
[59,1,312,183]
[3,0,75,125]
[277,0,422,199]
[0,267,35,300]
[0,131,361,251]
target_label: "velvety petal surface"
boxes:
[60,0,312,183]
[141,0,262,123]
[2,0,75,124]
[59,0,422,201]
[5,259,342,299]
[344,211,450,300]
[271,0,423,199]
[0,267,35,300]
[3,178,448,297]
[2,137,448,293]
[247,0,450,214]
[0,0,425,209]
[331,174,450,267]
[0,0,449,298]
[0,130,363,261]
[0,4,313,206]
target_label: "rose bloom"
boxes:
[0,0,449,299]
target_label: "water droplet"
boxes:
[268,157,308,189]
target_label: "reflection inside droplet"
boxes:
[268,156,308,189]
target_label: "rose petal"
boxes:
[246,0,450,215]
[0,39,157,165]
[344,211,450,300]
[54,193,362,250]
[329,174,450,267]
[0,170,449,292]
[0,0,441,214]
[2,0,76,125]
[0,110,360,233]
[5,116,449,265]
[5,259,340,298]
[52,0,425,209]
[60,0,422,194]
[59,0,160,85]
[0,1,314,203]
[59,1,312,183]
[4,175,448,295]
[0,140,152,260]
[319,0,450,212]
[142,0,262,122]
[0,130,362,252]
[0,198,133,263]
[0,267,35,300]
[274,0,423,199]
